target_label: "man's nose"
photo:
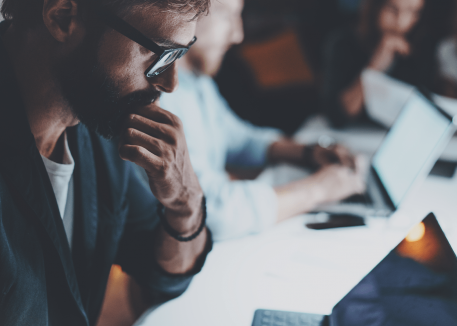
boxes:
[232,18,244,45]
[149,62,179,93]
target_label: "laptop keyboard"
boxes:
[252,309,326,326]
[343,193,373,205]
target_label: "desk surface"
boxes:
[136,117,457,326]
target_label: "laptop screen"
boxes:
[372,91,453,207]
[331,213,457,326]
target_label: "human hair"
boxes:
[357,0,455,53]
[1,0,210,29]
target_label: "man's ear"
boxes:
[42,0,82,43]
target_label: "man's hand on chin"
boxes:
[118,103,204,235]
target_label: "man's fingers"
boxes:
[323,148,340,164]
[354,154,369,195]
[336,151,355,169]
[134,104,181,126]
[353,172,367,194]
[118,144,162,171]
[332,146,356,169]
[120,128,166,157]
[354,154,369,175]
[341,166,366,195]
[124,114,174,143]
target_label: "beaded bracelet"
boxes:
[157,197,207,242]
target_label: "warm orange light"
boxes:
[406,222,426,242]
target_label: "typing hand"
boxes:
[304,143,356,170]
[118,103,203,230]
[311,155,367,204]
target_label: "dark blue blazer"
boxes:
[0,21,211,326]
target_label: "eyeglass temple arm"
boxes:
[96,10,165,55]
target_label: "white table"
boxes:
[136,117,457,326]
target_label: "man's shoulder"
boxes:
[167,69,218,97]
[161,71,213,113]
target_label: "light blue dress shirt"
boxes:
[160,69,282,241]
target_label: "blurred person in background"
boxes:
[322,0,439,127]
[436,17,457,98]
[158,0,366,241]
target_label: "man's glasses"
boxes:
[96,10,197,78]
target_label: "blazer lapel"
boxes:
[68,125,99,303]
[0,147,88,317]
[0,29,88,324]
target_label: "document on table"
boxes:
[361,69,415,128]
[362,68,457,126]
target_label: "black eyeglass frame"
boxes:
[96,9,197,77]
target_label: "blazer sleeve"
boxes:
[114,165,212,304]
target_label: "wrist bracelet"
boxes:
[157,197,207,242]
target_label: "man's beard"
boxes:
[57,34,161,139]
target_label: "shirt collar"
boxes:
[40,132,76,174]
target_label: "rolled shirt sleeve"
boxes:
[220,93,282,168]
[160,70,282,241]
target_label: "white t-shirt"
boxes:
[41,133,75,249]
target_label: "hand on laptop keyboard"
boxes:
[310,160,366,204]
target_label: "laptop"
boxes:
[318,89,457,218]
[252,212,457,326]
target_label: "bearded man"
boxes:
[0,0,212,324]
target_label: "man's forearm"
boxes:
[274,177,325,222]
[268,139,305,165]
[340,77,364,118]
[153,195,209,275]
[153,224,208,275]
[274,163,365,222]
[119,103,211,275]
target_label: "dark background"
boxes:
[215,0,457,135]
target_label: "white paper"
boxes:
[361,69,415,128]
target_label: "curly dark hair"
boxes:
[1,0,210,28]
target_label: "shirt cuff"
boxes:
[229,129,283,168]
[256,129,283,165]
